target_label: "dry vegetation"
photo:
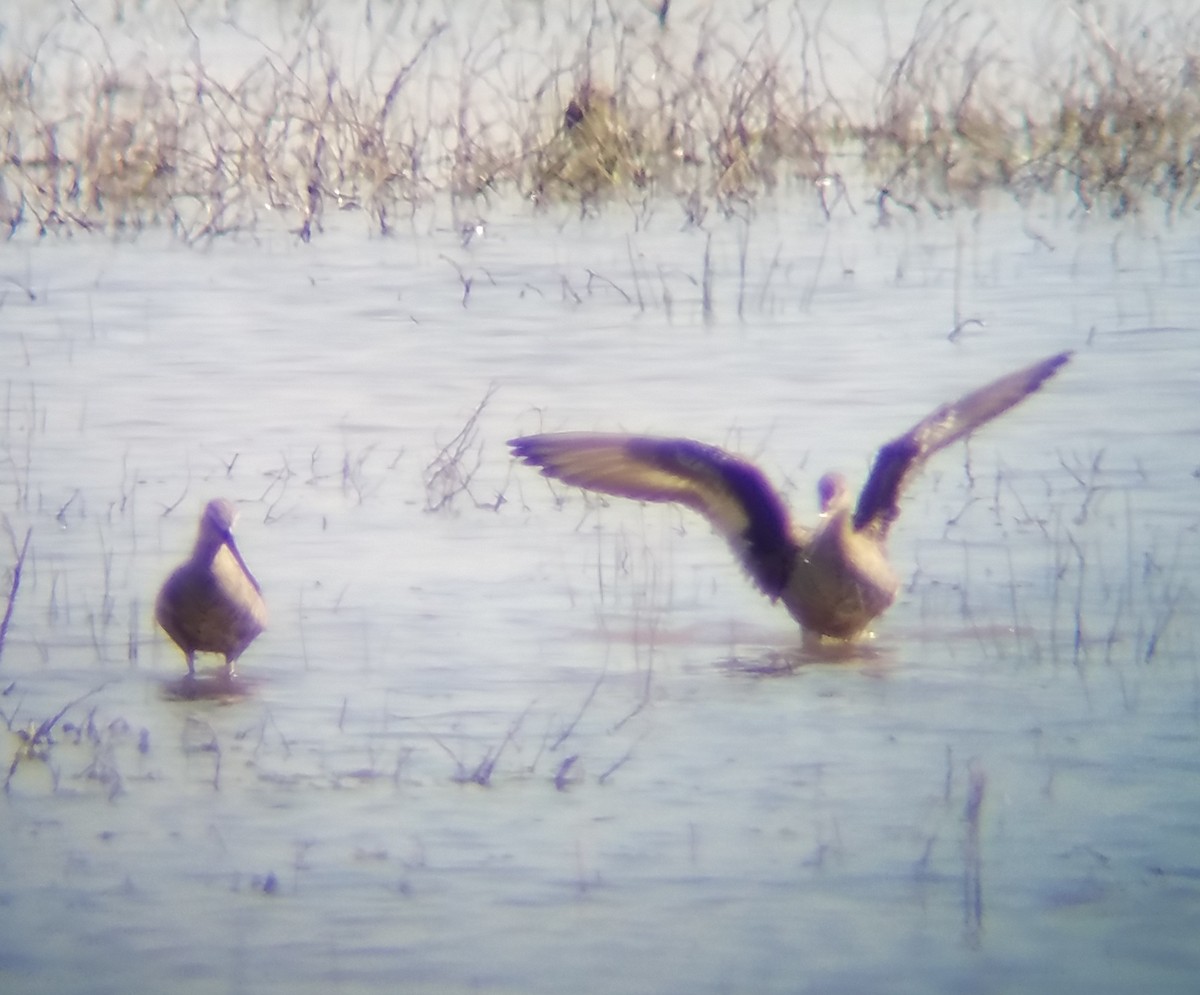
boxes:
[0,0,1197,239]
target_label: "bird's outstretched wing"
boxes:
[853,351,1072,536]
[509,433,798,598]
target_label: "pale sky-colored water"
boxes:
[1,190,1197,994]
[2,3,1200,994]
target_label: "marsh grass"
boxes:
[2,683,136,796]
[845,10,1197,218]
[2,0,1197,239]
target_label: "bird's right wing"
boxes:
[510,433,799,598]
[854,351,1072,536]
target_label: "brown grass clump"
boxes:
[1028,8,1200,215]
[1,0,1197,239]
[532,84,645,200]
[853,2,1200,215]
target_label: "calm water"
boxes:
[2,192,1197,994]
[3,3,1200,993]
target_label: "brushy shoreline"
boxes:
[1,0,1197,241]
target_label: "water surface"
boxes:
[1,185,1198,992]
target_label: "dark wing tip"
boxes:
[509,434,570,474]
[508,435,539,459]
[1031,350,1072,386]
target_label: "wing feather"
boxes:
[510,433,798,597]
[854,351,1072,535]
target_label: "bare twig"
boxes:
[423,384,498,512]
[0,526,32,664]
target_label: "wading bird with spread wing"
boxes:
[156,498,268,677]
[510,352,1070,641]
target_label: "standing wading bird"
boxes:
[156,498,267,677]
[510,351,1071,641]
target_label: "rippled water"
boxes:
[3,0,1200,981]
[2,191,1197,994]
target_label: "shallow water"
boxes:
[3,0,1200,980]
[2,189,1197,993]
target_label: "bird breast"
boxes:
[781,514,899,639]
